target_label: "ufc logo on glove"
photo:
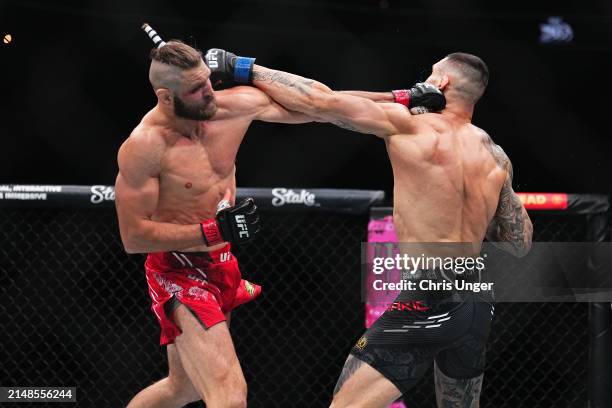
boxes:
[207,50,219,69]
[235,215,249,238]
[199,198,258,246]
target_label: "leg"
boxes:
[434,362,483,408]
[330,298,445,408]
[172,304,247,408]
[433,301,493,408]
[329,355,402,408]
[126,344,200,408]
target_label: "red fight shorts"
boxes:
[145,244,261,346]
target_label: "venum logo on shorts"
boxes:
[271,188,318,207]
[355,336,367,351]
[90,185,115,204]
[234,214,249,238]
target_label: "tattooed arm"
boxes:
[485,140,533,257]
[251,65,413,137]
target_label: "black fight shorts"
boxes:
[350,291,494,395]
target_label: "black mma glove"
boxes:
[204,48,256,87]
[392,83,446,112]
[200,198,260,246]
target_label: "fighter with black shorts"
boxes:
[205,49,534,407]
[351,274,495,405]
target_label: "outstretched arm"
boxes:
[485,142,533,257]
[338,90,438,115]
[337,91,395,103]
[203,48,443,136]
[251,65,407,137]
[213,85,316,124]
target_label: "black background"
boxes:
[1,0,611,198]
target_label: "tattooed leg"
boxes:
[330,355,401,408]
[434,362,483,408]
[333,355,364,396]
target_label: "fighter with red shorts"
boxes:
[145,218,261,346]
[115,39,315,408]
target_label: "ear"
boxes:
[155,88,173,106]
[438,75,450,91]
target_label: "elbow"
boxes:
[517,219,534,258]
[513,242,531,258]
[308,89,337,115]
[514,234,533,258]
[123,243,141,254]
[121,236,142,254]
[119,226,148,254]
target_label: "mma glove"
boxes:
[392,83,446,112]
[204,48,255,88]
[200,198,260,246]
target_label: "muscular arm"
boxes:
[485,143,533,257]
[115,132,213,254]
[213,86,315,124]
[251,65,412,137]
[338,90,394,103]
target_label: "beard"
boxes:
[173,94,217,121]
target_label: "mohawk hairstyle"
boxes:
[150,40,203,69]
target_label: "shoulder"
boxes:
[121,124,167,160]
[474,126,512,177]
[118,124,167,178]
[388,108,450,137]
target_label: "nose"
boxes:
[205,79,214,92]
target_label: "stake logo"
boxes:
[271,188,317,207]
[90,185,115,204]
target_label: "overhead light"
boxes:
[539,17,573,44]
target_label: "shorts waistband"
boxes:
[147,244,233,271]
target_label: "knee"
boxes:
[165,376,200,404]
[329,397,349,408]
[329,402,354,408]
[201,375,247,408]
[225,395,247,408]
[221,382,247,408]
[329,395,365,408]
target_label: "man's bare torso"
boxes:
[387,114,507,250]
[127,94,252,251]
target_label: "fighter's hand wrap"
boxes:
[200,198,260,246]
[204,48,256,86]
[392,83,446,112]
